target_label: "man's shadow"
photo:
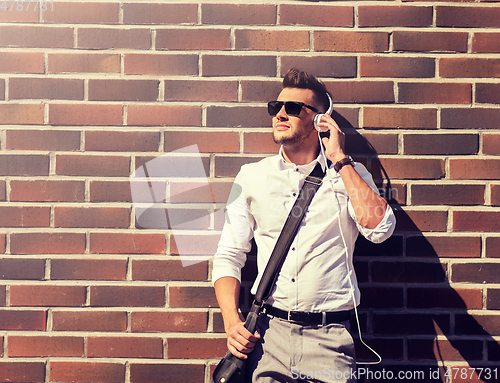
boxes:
[223,109,500,383]
[332,110,500,383]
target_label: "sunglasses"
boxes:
[267,101,321,117]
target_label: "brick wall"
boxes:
[0,1,499,382]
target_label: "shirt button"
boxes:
[292,247,296,251]
[292,193,296,197]
[291,278,295,282]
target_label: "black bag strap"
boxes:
[251,161,326,311]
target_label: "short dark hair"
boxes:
[282,68,330,113]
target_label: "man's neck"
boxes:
[282,143,320,166]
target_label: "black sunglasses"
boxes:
[267,101,321,117]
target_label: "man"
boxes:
[212,68,395,382]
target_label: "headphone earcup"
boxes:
[314,113,328,132]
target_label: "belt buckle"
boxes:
[288,311,309,324]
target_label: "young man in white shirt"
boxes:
[212,68,396,382]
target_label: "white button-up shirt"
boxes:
[212,147,395,312]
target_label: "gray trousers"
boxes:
[245,314,357,383]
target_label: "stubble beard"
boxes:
[273,125,314,146]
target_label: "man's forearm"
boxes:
[214,276,244,333]
[338,164,388,229]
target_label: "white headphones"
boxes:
[313,93,333,132]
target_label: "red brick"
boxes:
[372,158,445,180]
[0,206,49,228]
[0,258,45,280]
[51,259,127,281]
[134,154,210,178]
[280,56,357,78]
[452,262,500,283]
[0,310,46,331]
[0,154,49,176]
[374,313,449,336]
[0,3,38,22]
[89,286,165,307]
[394,209,448,232]
[442,108,500,129]
[456,313,500,336]
[10,285,86,307]
[131,364,205,383]
[169,286,218,308]
[50,104,122,126]
[132,260,207,281]
[0,104,44,125]
[0,26,73,48]
[203,3,276,25]
[131,311,208,333]
[399,83,471,104]
[53,310,127,332]
[49,362,125,383]
[43,2,119,23]
[90,181,132,203]
[240,80,283,102]
[0,52,44,73]
[10,233,85,255]
[487,289,500,310]
[168,338,227,359]
[450,159,500,180]
[207,106,269,128]
[164,131,239,153]
[0,182,5,202]
[6,130,80,151]
[406,236,481,258]
[156,29,230,50]
[90,233,165,254]
[48,53,120,74]
[359,6,432,27]
[89,79,159,102]
[0,234,4,254]
[236,29,309,51]
[411,184,484,206]
[124,3,197,24]
[440,58,500,78]
[8,336,84,357]
[473,33,500,53]
[326,81,395,104]
[127,105,202,127]
[124,53,198,75]
[215,156,265,177]
[409,339,482,361]
[169,181,232,204]
[281,4,353,27]
[78,28,151,49]
[243,131,279,154]
[349,133,399,155]
[358,287,403,309]
[203,54,276,77]
[437,5,500,28]
[393,31,467,52]
[454,211,500,232]
[0,362,45,383]
[484,134,500,155]
[10,180,85,202]
[170,233,220,256]
[486,237,500,258]
[56,154,129,177]
[477,84,500,104]
[88,336,163,358]
[360,56,435,78]
[164,80,238,102]
[315,31,389,52]
[492,185,500,206]
[404,133,478,155]
[407,288,482,309]
[85,131,160,152]
[363,107,437,129]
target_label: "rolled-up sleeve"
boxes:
[212,177,254,285]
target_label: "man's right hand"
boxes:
[226,321,261,359]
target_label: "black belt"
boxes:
[263,304,351,325]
